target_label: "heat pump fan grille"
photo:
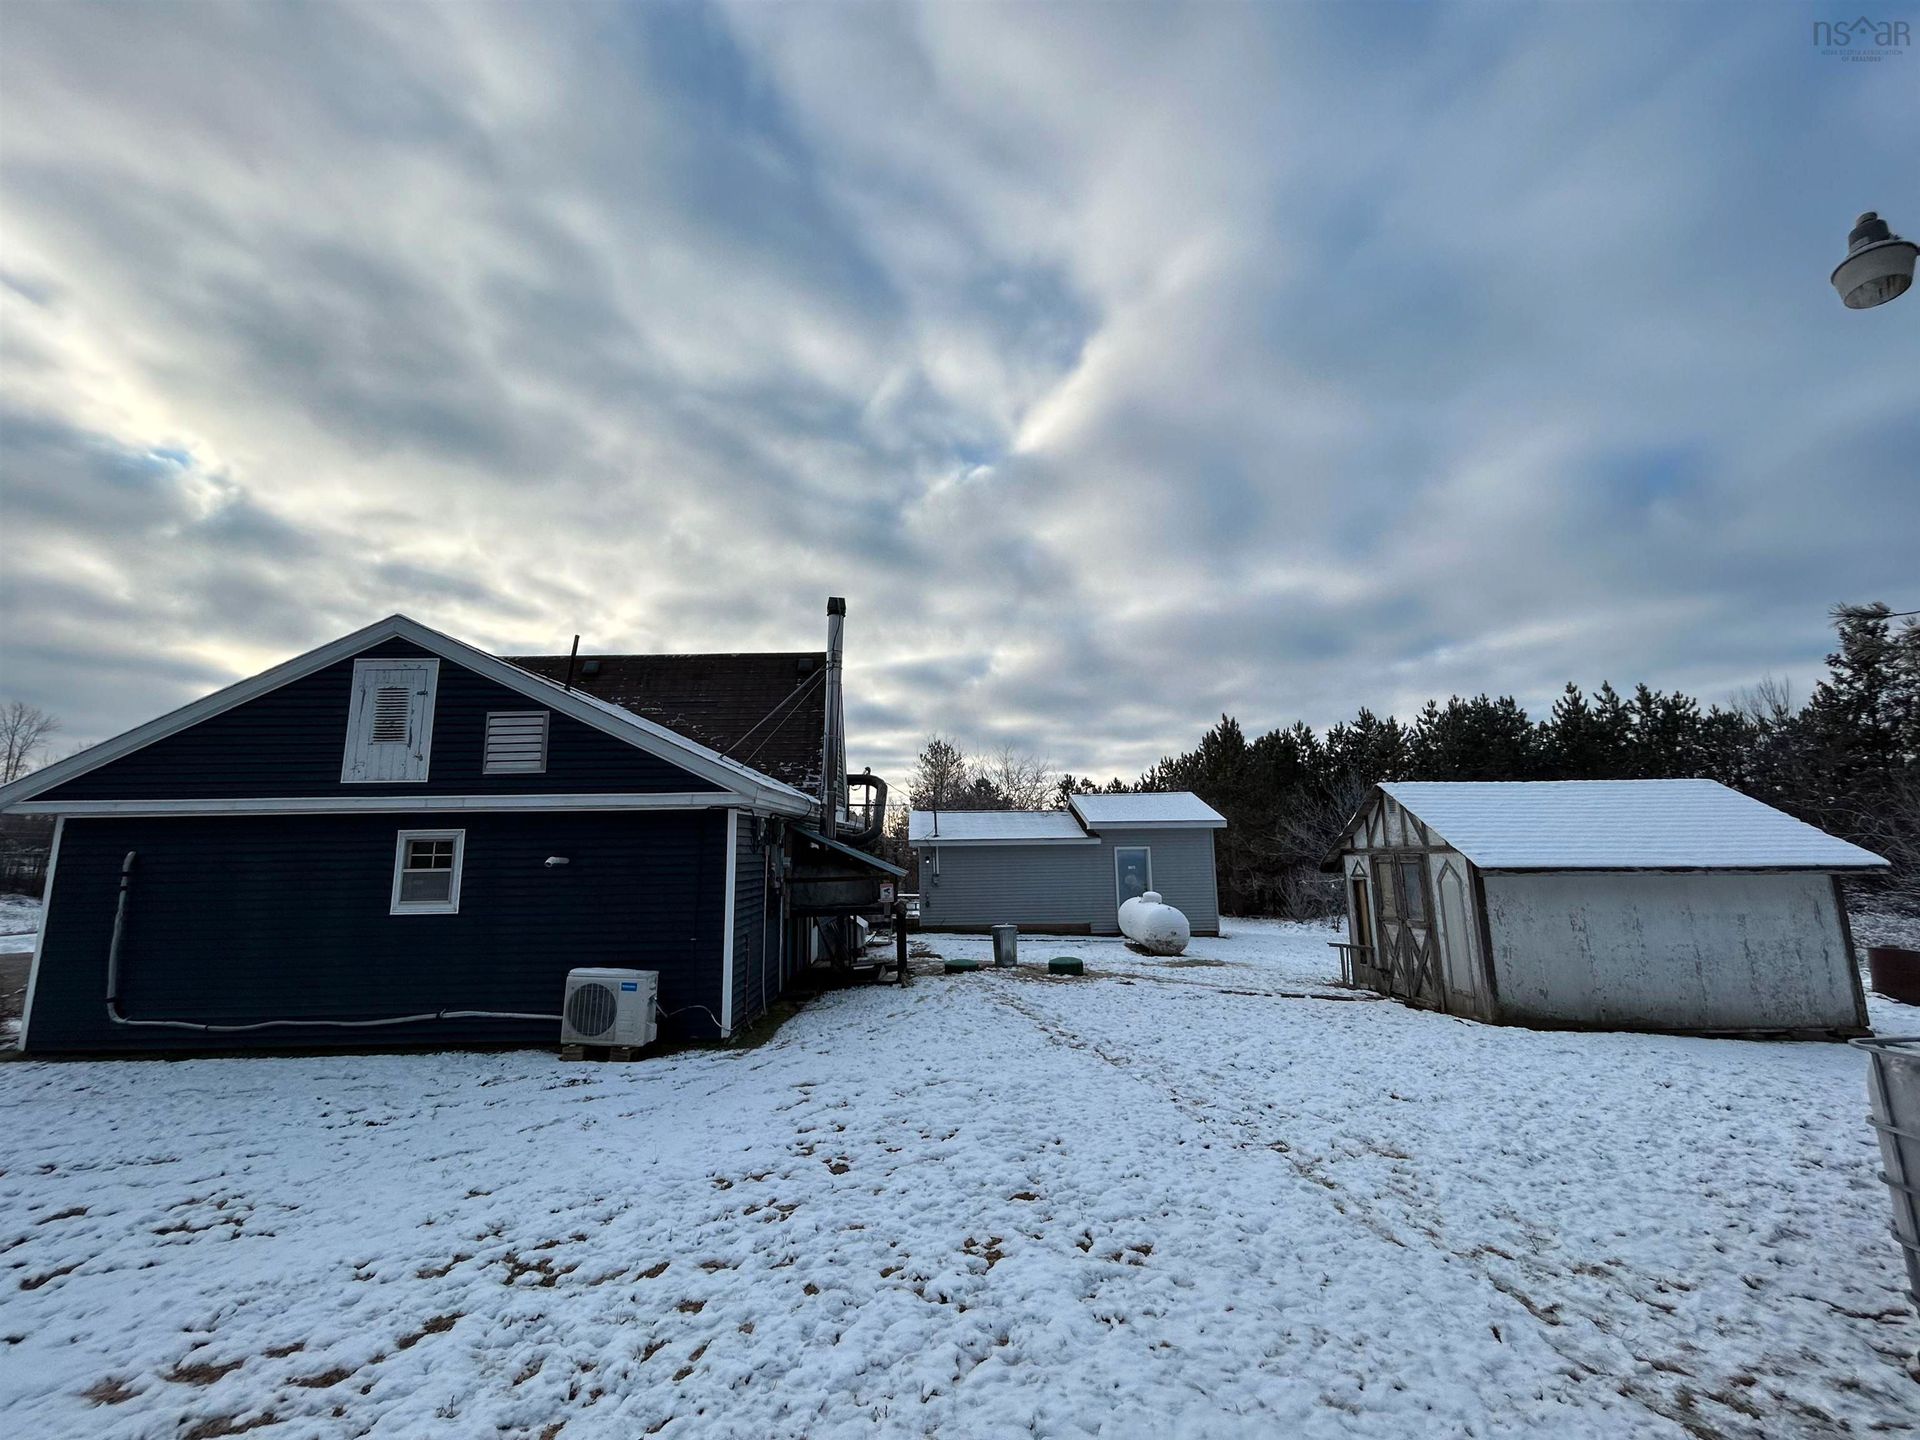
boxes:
[566,981,619,1038]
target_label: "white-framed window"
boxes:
[342,659,439,783]
[391,829,465,914]
[1115,845,1152,907]
[483,711,550,774]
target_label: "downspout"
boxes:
[104,850,136,1015]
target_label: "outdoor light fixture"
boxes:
[1832,211,1916,310]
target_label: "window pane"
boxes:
[1399,860,1428,923]
[407,840,453,869]
[399,869,454,904]
[1115,847,1151,905]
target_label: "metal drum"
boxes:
[1854,1035,1920,1309]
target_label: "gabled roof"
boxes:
[508,652,826,795]
[1368,780,1888,872]
[1069,791,1226,829]
[0,615,818,817]
[907,810,1094,845]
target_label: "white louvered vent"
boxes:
[484,711,549,774]
[370,686,413,743]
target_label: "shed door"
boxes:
[1372,853,1442,1008]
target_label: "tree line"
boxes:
[905,604,1919,916]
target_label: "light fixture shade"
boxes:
[1832,212,1917,310]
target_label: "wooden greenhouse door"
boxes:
[1372,854,1442,1009]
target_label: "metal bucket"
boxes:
[990,924,1018,968]
[1853,1036,1920,1310]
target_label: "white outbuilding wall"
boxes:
[1481,871,1862,1031]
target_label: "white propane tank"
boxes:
[1118,890,1191,956]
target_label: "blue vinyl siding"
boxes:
[37,643,723,802]
[729,815,774,1031]
[25,810,730,1052]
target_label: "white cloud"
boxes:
[1,1,1914,788]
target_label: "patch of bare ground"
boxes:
[261,1342,303,1359]
[673,1341,710,1382]
[290,1367,354,1389]
[20,1262,79,1291]
[166,1357,244,1385]
[503,1251,578,1287]
[181,1412,278,1440]
[394,1313,460,1350]
[82,1376,137,1405]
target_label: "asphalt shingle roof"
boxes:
[507,652,827,795]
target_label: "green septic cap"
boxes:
[1047,957,1085,975]
[944,958,982,973]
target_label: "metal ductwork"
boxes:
[843,771,888,848]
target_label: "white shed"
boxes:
[1325,780,1887,1037]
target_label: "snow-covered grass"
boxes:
[2,920,1917,1439]
[0,890,42,948]
[1855,902,1920,955]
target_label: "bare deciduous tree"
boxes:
[980,745,1056,810]
[0,702,61,784]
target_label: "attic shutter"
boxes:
[484,711,549,774]
[342,659,439,783]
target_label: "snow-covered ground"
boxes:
[0,890,41,948]
[2,919,1917,1439]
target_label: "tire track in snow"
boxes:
[978,975,1909,1440]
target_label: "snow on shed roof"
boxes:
[1069,791,1227,828]
[1379,780,1889,872]
[907,810,1093,845]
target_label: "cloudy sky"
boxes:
[1,2,1914,784]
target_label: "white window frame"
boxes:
[390,828,466,915]
[483,710,550,775]
[1114,844,1153,908]
[342,658,440,784]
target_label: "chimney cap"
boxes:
[827,596,846,616]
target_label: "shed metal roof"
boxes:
[1378,780,1888,872]
[1069,791,1227,829]
[907,810,1093,845]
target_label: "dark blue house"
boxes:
[0,605,899,1054]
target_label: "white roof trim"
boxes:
[10,793,758,817]
[0,614,818,818]
[907,836,1101,848]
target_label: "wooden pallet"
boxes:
[559,1043,640,1062]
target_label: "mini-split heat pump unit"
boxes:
[560,968,659,1048]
